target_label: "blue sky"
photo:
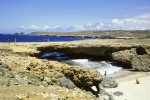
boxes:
[0,0,150,33]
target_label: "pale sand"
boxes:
[105,72,150,100]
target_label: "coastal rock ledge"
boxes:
[131,54,150,71]
[112,47,150,71]
[64,66,103,91]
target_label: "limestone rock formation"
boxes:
[131,54,150,71]
[112,47,150,71]
[111,48,136,66]
[64,66,103,90]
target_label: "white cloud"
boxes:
[100,23,104,26]
[51,26,61,29]
[30,25,40,30]
[112,19,119,24]
[42,25,50,30]
[111,13,150,30]
[19,13,150,32]
[73,25,86,31]
[72,22,105,31]
[19,25,60,30]
[20,26,28,29]
[134,13,150,20]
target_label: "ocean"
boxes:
[0,34,92,42]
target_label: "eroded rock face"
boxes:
[112,47,150,71]
[64,66,103,90]
[131,54,150,71]
[111,48,136,66]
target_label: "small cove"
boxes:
[40,52,127,76]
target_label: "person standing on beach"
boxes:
[104,71,107,77]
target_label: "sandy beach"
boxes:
[105,72,150,100]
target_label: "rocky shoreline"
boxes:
[0,42,113,100]
[0,39,150,100]
[37,39,150,71]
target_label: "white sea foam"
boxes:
[72,59,89,62]
[65,59,122,75]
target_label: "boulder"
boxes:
[131,54,150,71]
[111,48,136,67]
[64,66,103,90]
[60,75,76,89]
[100,77,118,88]
[113,91,123,96]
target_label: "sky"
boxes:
[0,0,150,33]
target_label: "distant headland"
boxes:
[31,30,150,39]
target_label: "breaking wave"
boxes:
[64,59,122,75]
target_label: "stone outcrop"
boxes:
[37,42,132,60]
[131,54,150,71]
[111,47,150,71]
[64,66,103,91]
[0,50,104,93]
[0,49,101,99]
[111,48,137,68]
